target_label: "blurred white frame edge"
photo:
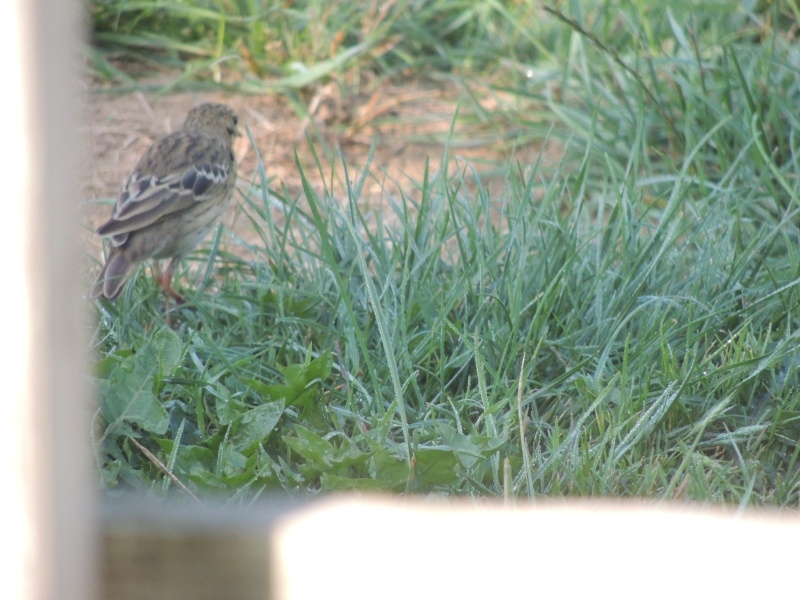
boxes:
[273,496,800,598]
[6,1,94,600]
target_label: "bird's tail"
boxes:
[90,250,137,300]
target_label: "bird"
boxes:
[90,102,240,304]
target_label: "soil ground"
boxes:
[82,76,557,262]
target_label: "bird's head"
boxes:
[184,103,241,141]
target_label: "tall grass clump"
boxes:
[92,109,800,504]
[89,2,800,505]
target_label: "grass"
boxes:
[89,1,800,505]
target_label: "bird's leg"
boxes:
[153,259,186,326]
[161,258,187,302]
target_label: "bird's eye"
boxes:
[233,116,239,125]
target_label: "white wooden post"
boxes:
[4,1,94,599]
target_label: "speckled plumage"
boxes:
[91,103,240,300]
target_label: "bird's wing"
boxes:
[96,134,233,238]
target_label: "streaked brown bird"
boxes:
[90,102,240,302]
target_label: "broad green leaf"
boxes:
[369,447,409,486]
[321,473,392,491]
[100,327,182,435]
[414,447,459,487]
[438,423,506,469]
[229,401,285,450]
[245,351,333,408]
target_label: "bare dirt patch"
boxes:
[82,76,557,263]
